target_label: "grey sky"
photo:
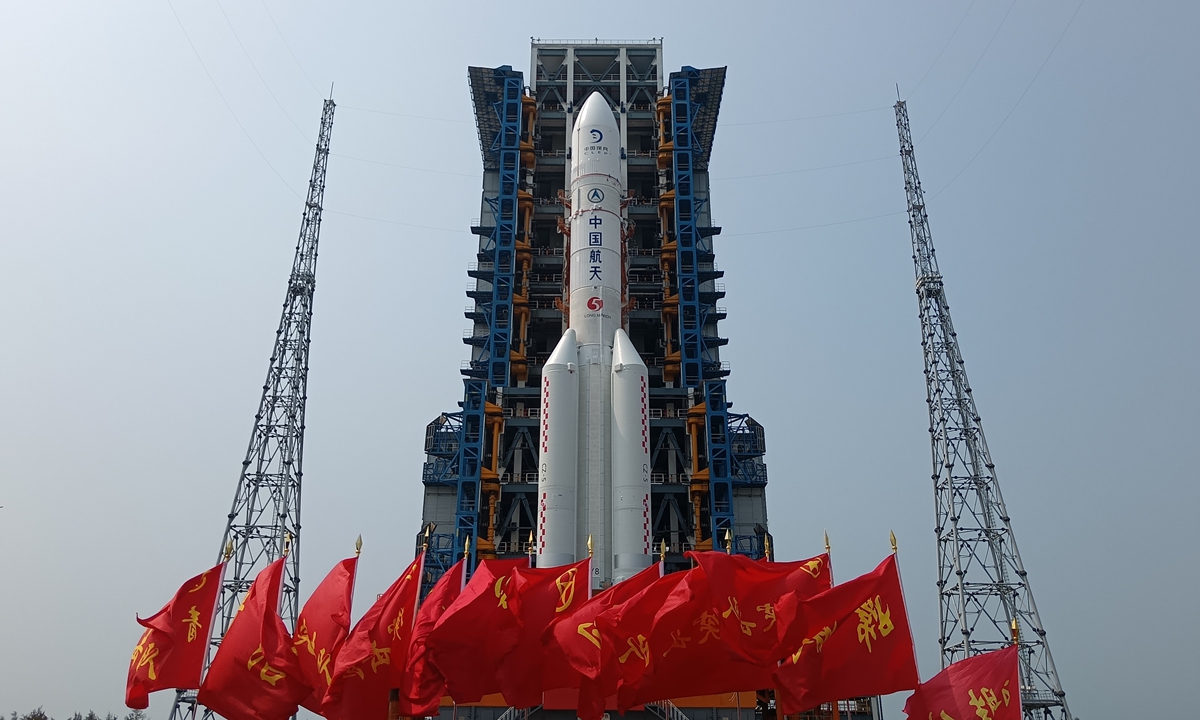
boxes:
[1,1,1196,718]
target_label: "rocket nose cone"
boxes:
[612,329,648,370]
[576,92,618,133]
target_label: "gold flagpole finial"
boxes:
[422,525,432,552]
[282,532,292,557]
[355,535,363,556]
[528,531,536,557]
[587,535,594,558]
[1010,618,1020,645]
[824,530,830,554]
[659,539,667,562]
[763,535,772,562]
[889,530,897,554]
[724,528,733,554]
[223,539,234,561]
[464,536,471,559]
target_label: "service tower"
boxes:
[414,39,861,720]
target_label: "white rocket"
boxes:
[536,92,652,587]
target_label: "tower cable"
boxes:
[895,99,1072,720]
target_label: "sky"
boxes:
[0,1,1196,718]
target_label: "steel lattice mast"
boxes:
[170,98,334,720]
[894,100,1070,720]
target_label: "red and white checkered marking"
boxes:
[639,376,649,453]
[538,492,548,553]
[641,495,651,553]
[540,376,550,453]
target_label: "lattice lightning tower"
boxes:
[170,98,335,720]
[894,100,1070,720]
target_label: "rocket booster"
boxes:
[536,92,652,587]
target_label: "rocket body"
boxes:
[536,92,651,586]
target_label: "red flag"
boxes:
[495,558,591,707]
[773,554,920,714]
[904,646,1021,720]
[543,561,662,720]
[293,555,358,713]
[690,551,831,664]
[426,558,528,703]
[395,559,465,717]
[125,562,224,709]
[614,566,774,710]
[198,558,311,720]
[321,552,425,720]
[594,568,692,708]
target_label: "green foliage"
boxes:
[4,709,136,720]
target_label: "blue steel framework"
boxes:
[420,67,525,589]
[669,67,744,553]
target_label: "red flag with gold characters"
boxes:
[293,555,358,713]
[593,568,692,707]
[395,559,466,717]
[689,550,831,664]
[198,558,312,720]
[542,560,662,720]
[426,557,529,703]
[903,646,1021,720]
[495,557,591,707]
[614,566,775,711]
[125,562,224,709]
[321,552,424,720]
[773,554,920,714]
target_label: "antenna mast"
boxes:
[894,99,1071,720]
[170,97,335,720]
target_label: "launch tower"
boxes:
[170,99,335,720]
[895,100,1071,720]
[417,40,770,596]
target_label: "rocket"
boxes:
[536,92,652,587]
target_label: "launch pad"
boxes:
[412,39,817,720]
[418,40,769,596]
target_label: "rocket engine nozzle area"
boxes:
[535,92,652,587]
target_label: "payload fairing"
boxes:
[536,92,652,587]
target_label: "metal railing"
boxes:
[648,408,686,419]
[501,407,541,419]
[500,471,539,485]
[650,473,689,484]
[532,38,663,45]
[647,699,692,720]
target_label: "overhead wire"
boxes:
[914,0,1018,146]
[165,0,301,199]
[718,211,906,238]
[931,0,1086,199]
[712,154,894,182]
[324,210,472,235]
[721,106,891,127]
[213,0,313,144]
[258,0,324,96]
[339,105,473,124]
[331,154,478,178]
[906,0,980,100]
